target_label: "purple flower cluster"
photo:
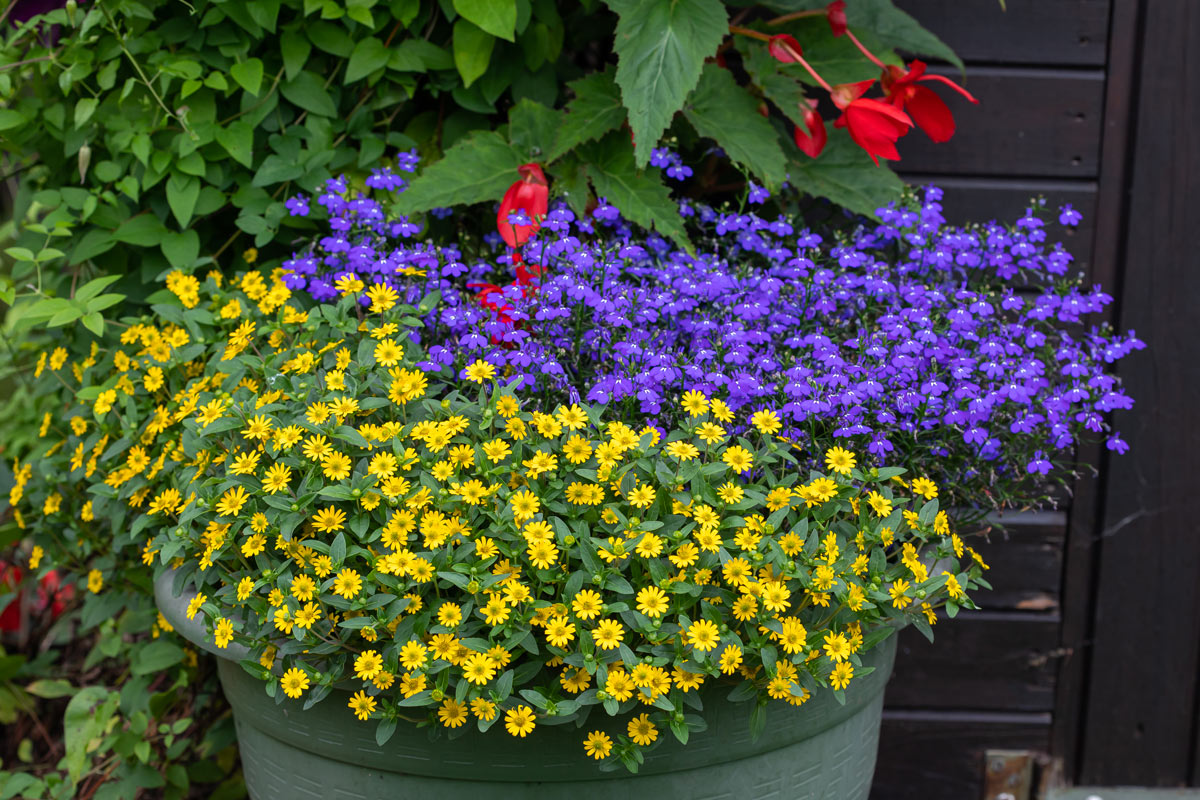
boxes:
[279,162,1143,508]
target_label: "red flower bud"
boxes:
[768,34,804,64]
[793,104,828,158]
[826,1,847,37]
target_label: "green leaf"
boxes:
[396,130,525,213]
[683,63,787,185]
[306,21,354,57]
[81,311,103,336]
[24,679,74,699]
[453,0,516,41]
[162,230,201,268]
[508,98,560,160]
[166,173,201,228]
[0,109,26,130]
[389,39,453,72]
[579,131,688,247]
[452,19,495,88]
[112,214,169,246]
[131,640,185,675]
[230,58,265,95]
[281,71,338,117]
[604,0,728,166]
[74,275,122,303]
[64,687,118,785]
[346,37,389,83]
[846,0,964,74]
[280,30,312,81]
[549,69,627,161]
[74,98,98,128]
[787,129,904,218]
[739,40,812,129]
[252,154,305,187]
[216,121,255,168]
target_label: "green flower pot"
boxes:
[156,570,895,800]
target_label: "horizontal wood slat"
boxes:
[895,0,1111,66]
[968,511,1067,613]
[887,611,1061,712]
[873,710,1052,800]
[894,68,1105,178]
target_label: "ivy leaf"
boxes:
[845,0,963,74]
[453,0,517,42]
[452,19,495,88]
[548,69,627,161]
[683,63,787,186]
[580,131,688,248]
[279,29,312,81]
[216,121,254,168]
[395,130,525,213]
[166,173,201,228]
[161,230,201,268]
[604,0,728,167]
[508,98,561,161]
[281,71,338,117]
[229,58,265,96]
[787,129,903,218]
[345,37,389,83]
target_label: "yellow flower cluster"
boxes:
[10,268,987,769]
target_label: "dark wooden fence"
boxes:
[870,1,1200,796]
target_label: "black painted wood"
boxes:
[1076,0,1200,786]
[887,612,1061,712]
[872,710,1051,800]
[896,0,1110,66]
[896,68,1105,178]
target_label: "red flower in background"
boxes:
[793,100,828,158]
[881,60,979,143]
[496,163,549,248]
[0,563,72,633]
[826,0,847,36]
[831,80,913,165]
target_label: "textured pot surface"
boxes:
[157,569,895,800]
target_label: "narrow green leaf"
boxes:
[345,37,390,83]
[74,97,98,128]
[230,58,265,95]
[395,130,525,213]
[549,69,627,161]
[453,0,516,41]
[452,19,495,88]
[580,131,688,247]
[74,275,122,303]
[604,0,728,166]
[683,63,787,186]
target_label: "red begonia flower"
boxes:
[0,562,21,632]
[831,80,913,165]
[768,34,804,64]
[496,163,549,248]
[793,102,828,158]
[826,1,847,36]
[881,60,979,143]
